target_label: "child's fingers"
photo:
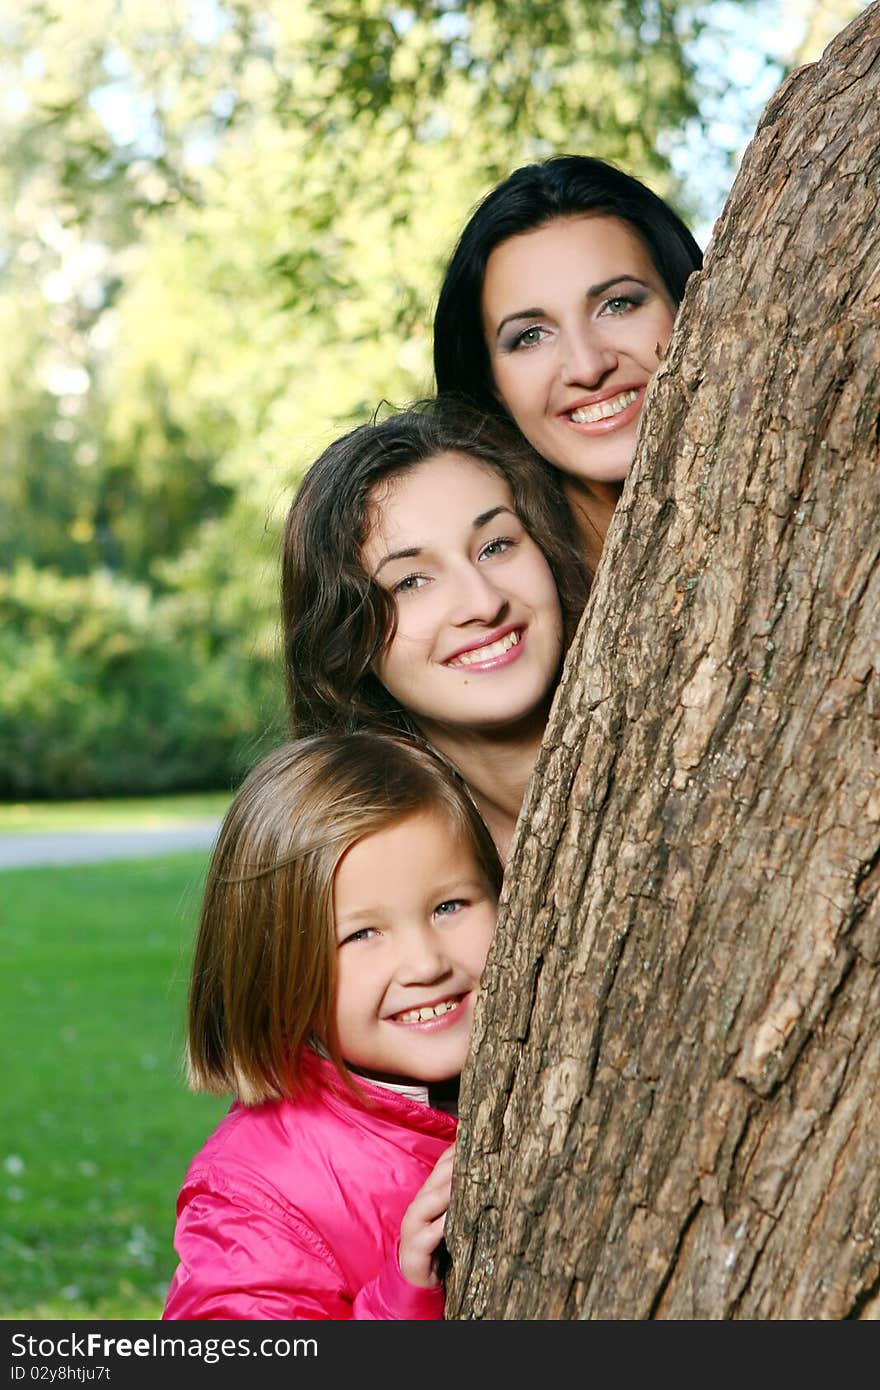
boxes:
[419,1144,455,1195]
[427,1145,455,1186]
[409,1154,454,1218]
[399,1157,453,1243]
[398,1210,449,1287]
[397,1146,458,1287]
[404,1173,452,1227]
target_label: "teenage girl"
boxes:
[281,395,589,861]
[163,730,502,1320]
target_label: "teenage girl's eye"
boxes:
[433,899,466,919]
[479,536,514,561]
[391,573,429,596]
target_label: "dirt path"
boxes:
[0,819,222,870]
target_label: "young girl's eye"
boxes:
[433,899,466,919]
[391,573,429,596]
[339,926,378,946]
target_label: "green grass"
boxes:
[0,792,232,834]
[0,854,230,1320]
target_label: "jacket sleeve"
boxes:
[162,1191,444,1321]
[353,1251,445,1321]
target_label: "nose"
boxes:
[559,324,617,388]
[395,925,452,987]
[448,561,508,627]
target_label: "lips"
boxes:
[562,385,645,429]
[569,387,639,424]
[444,625,523,668]
[391,995,464,1024]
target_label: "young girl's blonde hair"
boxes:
[187,730,503,1105]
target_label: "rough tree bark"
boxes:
[446,3,880,1320]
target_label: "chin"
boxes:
[565,454,634,486]
[422,1067,464,1085]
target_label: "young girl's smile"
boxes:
[362,451,563,738]
[332,808,496,1086]
[482,214,676,487]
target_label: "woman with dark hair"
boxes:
[281,395,589,860]
[433,155,703,573]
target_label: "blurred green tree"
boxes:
[0,0,767,794]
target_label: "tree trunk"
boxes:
[446,2,880,1321]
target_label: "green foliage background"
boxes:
[2,0,854,796]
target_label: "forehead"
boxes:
[333,806,482,905]
[482,213,658,304]
[364,451,514,540]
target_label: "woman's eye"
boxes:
[600,294,638,316]
[513,325,548,349]
[392,573,429,595]
[434,899,466,918]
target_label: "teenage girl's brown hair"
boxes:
[186,730,503,1105]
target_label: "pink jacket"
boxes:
[163,1051,455,1320]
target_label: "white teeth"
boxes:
[448,630,520,668]
[396,999,459,1024]
[570,388,638,424]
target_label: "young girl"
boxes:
[162,730,502,1321]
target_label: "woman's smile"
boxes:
[563,385,643,430]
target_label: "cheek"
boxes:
[640,303,676,358]
[372,625,429,692]
[334,959,375,1018]
[471,913,498,976]
[384,593,448,651]
[332,974,354,1034]
[522,552,563,619]
[492,355,541,420]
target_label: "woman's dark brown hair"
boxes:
[281,395,590,737]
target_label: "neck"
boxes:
[562,477,623,575]
[345,1066,459,1115]
[415,705,549,863]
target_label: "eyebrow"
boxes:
[335,908,380,929]
[371,505,517,577]
[493,276,650,339]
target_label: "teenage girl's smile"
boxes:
[362,450,563,737]
[332,808,497,1086]
[443,622,524,670]
[482,214,676,487]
